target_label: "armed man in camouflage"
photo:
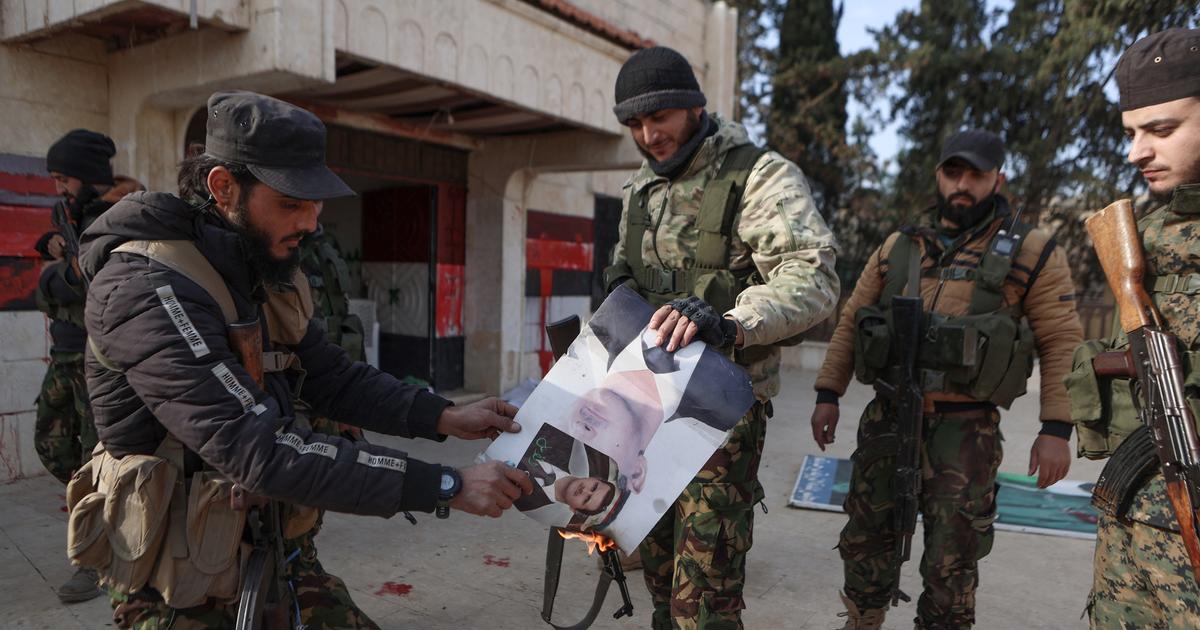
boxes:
[33,129,141,603]
[603,46,840,629]
[1067,28,1200,628]
[810,130,1083,629]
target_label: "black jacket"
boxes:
[80,192,450,517]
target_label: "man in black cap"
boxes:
[603,46,840,629]
[73,91,532,628]
[1071,27,1200,628]
[810,129,1083,628]
[34,129,142,604]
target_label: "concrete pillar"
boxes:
[464,130,640,395]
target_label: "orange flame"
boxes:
[558,529,617,556]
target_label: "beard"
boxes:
[229,204,302,287]
[1149,155,1200,202]
[936,191,997,234]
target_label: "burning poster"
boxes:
[486,286,756,552]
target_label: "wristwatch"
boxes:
[436,466,462,519]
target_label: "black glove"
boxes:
[667,296,738,349]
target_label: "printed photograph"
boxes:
[486,286,756,551]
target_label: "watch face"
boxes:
[440,473,455,492]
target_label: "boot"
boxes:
[837,591,886,630]
[57,567,101,603]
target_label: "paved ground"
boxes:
[1,367,1103,629]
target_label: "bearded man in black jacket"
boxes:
[77,91,532,628]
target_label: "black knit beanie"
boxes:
[613,46,706,124]
[46,129,116,186]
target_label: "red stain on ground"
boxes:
[483,554,510,568]
[375,582,412,597]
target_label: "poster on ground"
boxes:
[789,454,1099,539]
[485,286,756,551]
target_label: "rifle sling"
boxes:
[541,527,614,630]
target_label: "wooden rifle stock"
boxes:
[1085,199,1162,332]
[1166,480,1200,580]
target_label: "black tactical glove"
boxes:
[667,296,738,349]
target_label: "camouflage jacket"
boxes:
[613,116,840,400]
[1121,184,1200,530]
[815,201,1083,423]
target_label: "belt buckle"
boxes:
[657,268,675,292]
[1186,275,1200,294]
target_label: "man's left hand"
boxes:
[437,397,522,440]
[1028,434,1071,489]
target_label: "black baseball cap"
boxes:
[205,91,354,200]
[1116,28,1200,112]
[937,129,1006,172]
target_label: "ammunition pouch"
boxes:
[1091,425,1159,517]
[66,441,249,608]
[853,306,1033,408]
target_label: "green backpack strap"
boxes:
[881,231,921,304]
[969,218,1035,315]
[694,144,767,269]
[624,183,651,280]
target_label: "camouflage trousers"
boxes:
[35,352,96,484]
[1089,513,1200,629]
[638,402,767,630]
[839,400,1002,628]
[109,522,378,629]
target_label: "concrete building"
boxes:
[0,0,739,480]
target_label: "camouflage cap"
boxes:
[1116,28,1200,112]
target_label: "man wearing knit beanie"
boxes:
[603,46,840,629]
[1075,27,1200,628]
[35,128,139,604]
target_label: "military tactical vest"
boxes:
[301,232,364,362]
[72,239,313,608]
[1069,204,1200,459]
[852,217,1038,408]
[606,144,766,316]
[35,262,87,328]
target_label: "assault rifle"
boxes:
[228,319,293,630]
[51,201,86,287]
[1087,199,1200,582]
[873,290,925,605]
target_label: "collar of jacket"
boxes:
[628,114,755,195]
[1167,183,1200,215]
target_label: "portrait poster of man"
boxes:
[486,286,756,551]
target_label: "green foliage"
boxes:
[859,0,1197,294]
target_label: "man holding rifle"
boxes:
[33,129,141,603]
[1070,27,1200,627]
[811,130,1084,629]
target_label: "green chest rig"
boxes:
[610,144,766,316]
[854,216,1038,408]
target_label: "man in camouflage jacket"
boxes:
[811,130,1082,628]
[604,46,839,629]
[1073,28,1200,628]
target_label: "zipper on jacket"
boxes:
[651,183,672,269]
